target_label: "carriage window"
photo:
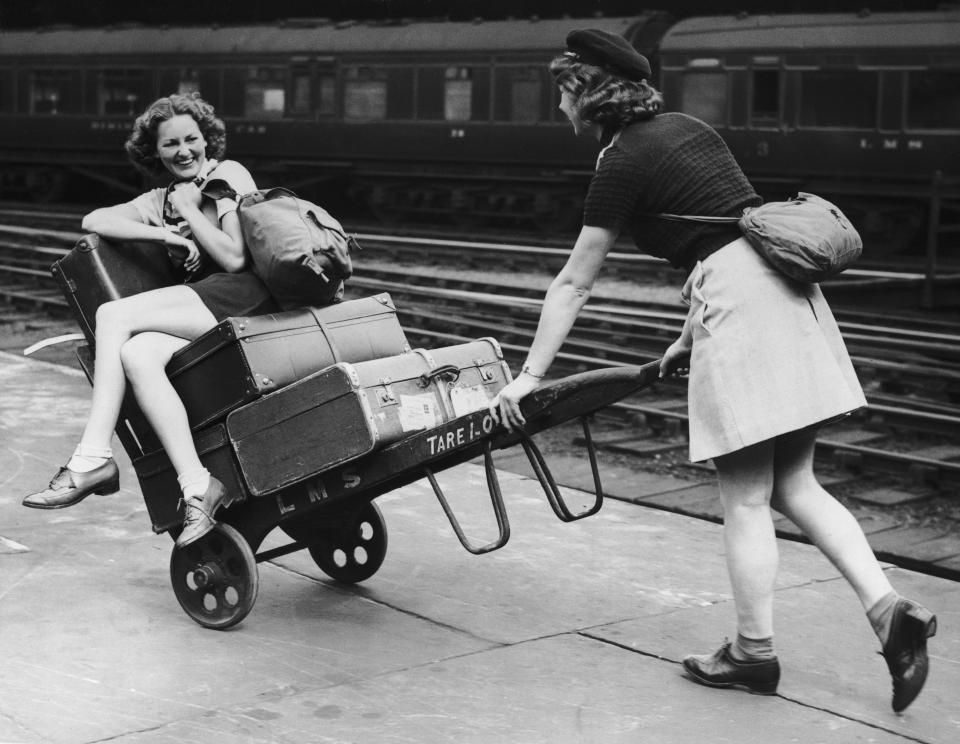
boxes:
[679,72,727,125]
[907,71,960,130]
[799,71,876,129]
[495,66,541,122]
[387,68,415,119]
[99,69,148,116]
[344,67,387,120]
[751,69,780,124]
[317,74,335,116]
[417,67,444,120]
[221,69,245,116]
[445,67,472,121]
[245,67,285,119]
[31,69,82,114]
[289,70,311,115]
[159,67,199,97]
[0,70,16,113]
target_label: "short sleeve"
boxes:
[127,188,166,227]
[582,146,647,232]
[208,160,257,221]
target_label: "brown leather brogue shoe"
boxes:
[682,641,780,695]
[22,459,120,509]
[176,477,237,548]
[883,598,937,713]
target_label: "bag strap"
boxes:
[647,212,740,224]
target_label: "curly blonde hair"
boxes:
[549,54,662,129]
[124,93,226,178]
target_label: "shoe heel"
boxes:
[906,604,937,639]
[95,476,120,496]
[748,680,779,696]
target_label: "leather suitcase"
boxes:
[52,234,181,344]
[226,338,511,497]
[167,293,410,431]
[132,423,248,534]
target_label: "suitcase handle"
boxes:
[418,364,460,388]
[424,440,510,555]
[517,417,604,522]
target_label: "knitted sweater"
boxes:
[583,112,760,274]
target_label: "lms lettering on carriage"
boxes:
[426,412,495,455]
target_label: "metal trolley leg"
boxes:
[518,416,603,522]
[425,441,511,555]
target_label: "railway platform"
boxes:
[1,351,958,744]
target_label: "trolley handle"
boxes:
[517,416,603,522]
[424,440,511,555]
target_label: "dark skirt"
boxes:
[188,271,277,321]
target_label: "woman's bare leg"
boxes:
[78,285,218,452]
[119,332,199,474]
[713,439,778,639]
[770,427,893,610]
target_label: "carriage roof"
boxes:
[0,15,662,58]
[660,11,960,54]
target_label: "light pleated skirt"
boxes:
[684,237,866,462]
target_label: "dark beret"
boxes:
[565,29,651,81]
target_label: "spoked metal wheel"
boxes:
[169,524,259,629]
[308,501,388,584]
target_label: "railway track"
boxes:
[2,213,960,493]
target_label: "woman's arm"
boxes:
[167,182,247,272]
[489,224,618,429]
[82,202,189,247]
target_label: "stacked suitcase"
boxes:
[55,235,511,532]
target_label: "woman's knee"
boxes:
[95,298,131,335]
[120,334,176,381]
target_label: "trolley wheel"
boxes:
[169,524,259,630]
[309,501,388,584]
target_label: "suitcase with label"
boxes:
[166,293,410,431]
[52,234,181,345]
[226,338,511,497]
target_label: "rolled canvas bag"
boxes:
[656,192,862,283]
[203,181,356,309]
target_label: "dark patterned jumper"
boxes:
[583,112,760,275]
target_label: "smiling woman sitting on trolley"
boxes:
[22,92,278,547]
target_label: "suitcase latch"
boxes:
[377,376,396,406]
[478,363,496,383]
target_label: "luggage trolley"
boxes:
[54,235,661,628]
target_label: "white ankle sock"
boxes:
[67,444,113,473]
[177,467,211,500]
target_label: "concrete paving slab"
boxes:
[102,635,914,744]
[588,568,960,744]
[853,487,935,506]
[489,446,695,503]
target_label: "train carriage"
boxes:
[658,10,960,257]
[0,14,673,228]
[0,9,957,259]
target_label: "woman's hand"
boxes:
[488,374,542,432]
[167,234,201,274]
[167,181,203,215]
[660,337,692,378]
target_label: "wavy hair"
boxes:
[124,93,227,178]
[549,54,663,129]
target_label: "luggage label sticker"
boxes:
[449,384,492,417]
[398,394,441,432]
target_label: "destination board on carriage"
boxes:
[225,338,512,497]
